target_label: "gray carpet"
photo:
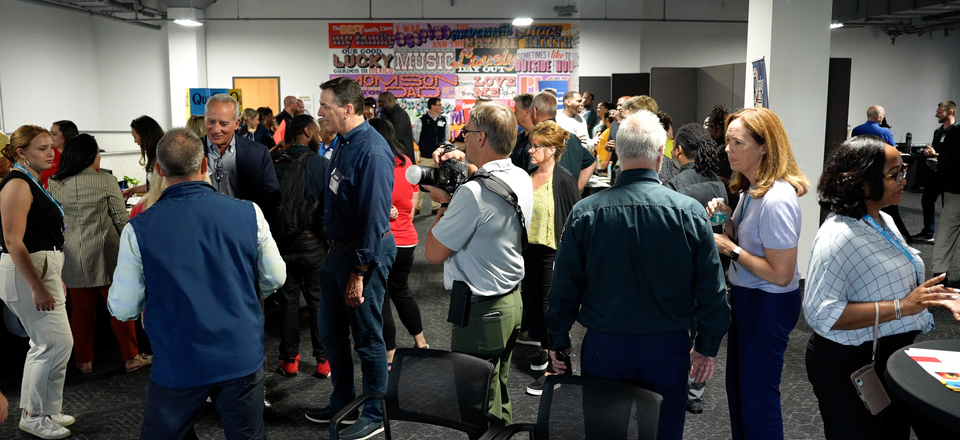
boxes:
[1,190,958,440]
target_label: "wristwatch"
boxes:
[351,267,367,277]
[729,247,742,262]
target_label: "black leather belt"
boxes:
[328,231,393,250]
[470,286,518,303]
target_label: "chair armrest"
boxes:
[329,392,386,439]
[486,423,536,440]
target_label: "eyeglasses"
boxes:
[461,128,483,137]
[214,156,224,183]
[530,144,556,150]
[883,163,908,182]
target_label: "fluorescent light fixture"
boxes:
[174,18,203,27]
[513,17,533,26]
[170,7,203,27]
[830,22,844,29]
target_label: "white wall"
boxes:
[641,22,747,72]
[577,21,641,76]
[831,26,960,143]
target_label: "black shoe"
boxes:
[517,332,541,347]
[911,232,935,244]
[686,401,704,414]
[526,376,546,396]
[305,406,358,425]
[530,351,549,371]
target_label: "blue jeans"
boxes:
[726,285,801,440]
[140,366,265,440]
[318,234,396,424]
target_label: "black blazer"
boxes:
[204,135,282,228]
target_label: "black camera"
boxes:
[405,143,469,195]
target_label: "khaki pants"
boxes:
[0,250,73,416]
[450,286,522,425]
[417,157,441,213]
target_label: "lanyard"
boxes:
[12,163,65,231]
[863,214,920,286]
[736,194,753,227]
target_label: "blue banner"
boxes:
[752,58,769,108]
[187,88,231,116]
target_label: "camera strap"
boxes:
[470,170,528,251]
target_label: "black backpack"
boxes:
[272,149,318,242]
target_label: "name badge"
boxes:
[941,134,947,143]
[330,169,344,194]
[437,121,445,127]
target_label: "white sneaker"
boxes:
[50,413,75,427]
[19,414,71,439]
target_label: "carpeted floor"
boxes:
[1,190,957,440]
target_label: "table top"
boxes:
[885,339,960,433]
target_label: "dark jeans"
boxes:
[140,366,265,440]
[581,329,690,440]
[317,234,396,424]
[520,243,555,346]
[920,177,944,234]
[277,237,326,360]
[383,245,423,351]
[726,285,801,440]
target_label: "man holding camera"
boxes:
[423,103,533,425]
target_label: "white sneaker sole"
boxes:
[341,425,384,440]
[530,362,548,371]
[19,422,71,440]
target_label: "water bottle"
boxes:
[710,211,728,226]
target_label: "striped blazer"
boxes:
[48,168,128,287]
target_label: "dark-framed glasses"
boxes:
[460,128,483,137]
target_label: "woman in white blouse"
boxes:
[804,135,959,440]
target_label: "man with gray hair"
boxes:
[546,111,730,440]
[109,128,286,440]
[423,102,533,425]
[203,93,281,227]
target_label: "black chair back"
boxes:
[385,348,496,439]
[535,374,662,440]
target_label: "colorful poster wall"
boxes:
[329,22,579,138]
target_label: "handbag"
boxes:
[850,302,891,415]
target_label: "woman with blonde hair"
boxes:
[0,125,74,439]
[706,107,809,440]
[521,120,581,396]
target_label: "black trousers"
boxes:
[920,178,944,235]
[804,331,947,440]
[277,237,325,360]
[520,243,555,346]
[383,245,423,351]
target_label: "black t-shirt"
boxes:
[0,171,65,253]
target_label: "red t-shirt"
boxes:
[39,147,61,188]
[390,155,419,246]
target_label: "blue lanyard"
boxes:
[12,163,65,231]
[863,214,920,286]
[736,194,753,227]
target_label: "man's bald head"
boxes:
[867,105,885,123]
[283,96,298,113]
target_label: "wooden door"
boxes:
[232,77,281,113]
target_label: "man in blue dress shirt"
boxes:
[304,77,396,440]
[851,105,896,145]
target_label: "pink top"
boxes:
[390,155,419,247]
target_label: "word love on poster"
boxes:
[456,75,517,99]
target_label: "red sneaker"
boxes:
[315,357,331,378]
[276,354,300,377]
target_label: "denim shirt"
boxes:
[323,120,394,267]
[546,168,730,357]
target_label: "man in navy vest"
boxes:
[108,128,286,440]
[413,97,450,214]
[305,77,397,440]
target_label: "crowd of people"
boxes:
[1,79,960,440]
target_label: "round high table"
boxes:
[884,339,960,435]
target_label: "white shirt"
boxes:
[555,113,596,149]
[431,159,534,296]
[803,212,933,346]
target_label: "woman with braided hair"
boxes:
[665,123,727,209]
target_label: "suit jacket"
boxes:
[204,135,282,229]
[48,168,128,287]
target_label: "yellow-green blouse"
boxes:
[529,175,556,249]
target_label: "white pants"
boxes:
[0,250,73,416]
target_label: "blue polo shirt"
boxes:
[323,120,395,267]
[851,121,895,145]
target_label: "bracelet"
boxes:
[894,298,902,320]
[351,266,367,277]
[440,202,449,208]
